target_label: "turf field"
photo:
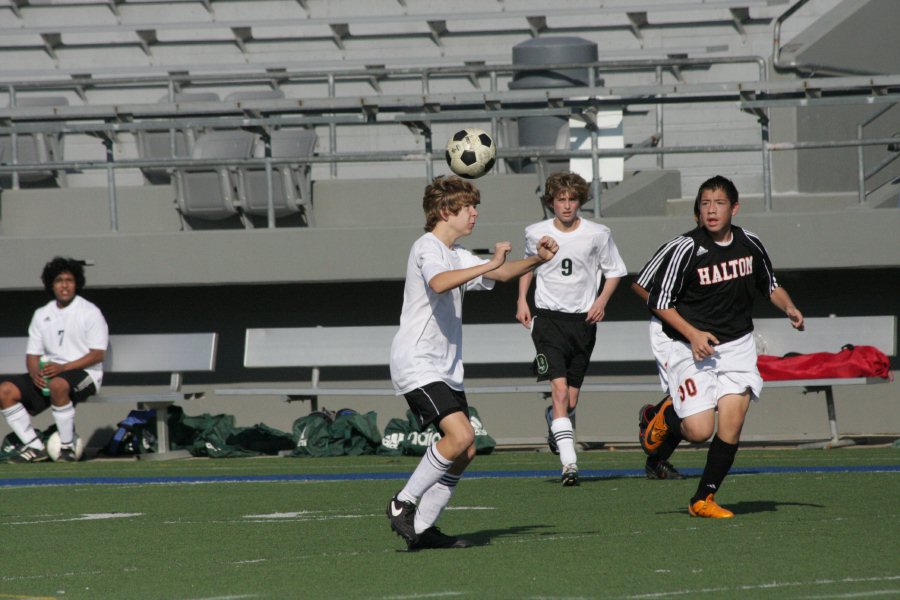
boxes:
[1,447,898,600]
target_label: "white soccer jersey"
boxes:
[390,233,494,394]
[524,218,627,313]
[26,295,109,390]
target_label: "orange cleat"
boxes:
[640,398,672,455]
[688,494,734,518]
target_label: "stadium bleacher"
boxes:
[0,0,896,448]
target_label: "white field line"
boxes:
[4,512,143,525]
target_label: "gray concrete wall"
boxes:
[1,178,899,291]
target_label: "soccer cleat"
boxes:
[645,458,684,480]
[545,406,559,455]
[8,445,50,464]
[561,464,579,487]
[406,527,473,551]
[638,403,655,449]
[386,495,418,544]
[57,445,79,463]
[688,494,734,518]
[640,398,672,455]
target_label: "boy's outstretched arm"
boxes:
[428,241,513,294]
[487,236,558,282]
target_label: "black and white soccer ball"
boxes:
[445,127,496,179]
[47,431,85,462]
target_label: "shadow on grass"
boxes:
[462,524,557,547]
[656,499,825,516]
[729,499,825,514]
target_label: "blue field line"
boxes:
[0,464,897,488]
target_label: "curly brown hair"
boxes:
[41,256,85,297]
[422,175,481,232]
[541,172,589,208]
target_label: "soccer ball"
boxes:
[46,431,85,462]
[445,127,496,179]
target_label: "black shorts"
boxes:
[5,370,97,415]
[403,381,470,431]
[531,309,597,388]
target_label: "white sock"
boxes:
[397,443,453,504]
[414,472,460,534]
[2,404,43,449]
[551,417,577,468]
[52,401,76,445]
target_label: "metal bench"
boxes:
[216,317,895,448]
[0,333,219,459]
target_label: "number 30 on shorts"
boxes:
[677,378,697,401]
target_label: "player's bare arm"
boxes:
[630,281,650,304]
[26,354,44,388]
[516,271,534,327]
[487,236,559,282]
[428,241,516,293]
[769,287,805,331]
[586,276,621,324]
[41,349,107,378]
[653,307,719,361]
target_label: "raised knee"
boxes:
[0,381,21,407]
[48,377,71,397]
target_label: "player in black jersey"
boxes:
[641,175,804,517]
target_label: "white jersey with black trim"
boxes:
[524,217,627,313]
[390,232,495,395]
[26,295,109,390]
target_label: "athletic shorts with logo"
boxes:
[530,309,596,388]
[403,381,470,431]
[7,370,97,415]
[665,332,762,419]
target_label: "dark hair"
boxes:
[422,175,481,232]
[41,256,85,296]
[693,175,739,216]
[541,172,589,208]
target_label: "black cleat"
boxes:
[561,464,580,487]
[8,445,49,464]
[386,495,418,544]
[645,458,684,480]
[407,527,473,551]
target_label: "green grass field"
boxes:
[1,447,898,600]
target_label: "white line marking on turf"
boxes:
[181,595,258,600]
[622,575,900,599]
[444,506,496,511]
[6,513,143,525]
[801,592,900,599]
[382,593,463,599]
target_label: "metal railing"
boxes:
[3,67,900,228]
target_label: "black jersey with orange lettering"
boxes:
[647,225,779,344]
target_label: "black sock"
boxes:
[692,435,738,503]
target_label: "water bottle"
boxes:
[38,355,50,397]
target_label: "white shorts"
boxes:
[665,332,763,419]
[648,317,672,393]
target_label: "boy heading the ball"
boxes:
[0,257,109,463]
[387,175,558,550]
[516,172,627,485]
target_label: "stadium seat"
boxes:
[173,129,256,226]
[136,92,220,184]
[0,96,68,188]
[236,128,317,225]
